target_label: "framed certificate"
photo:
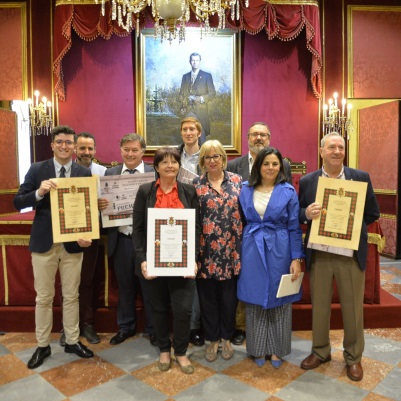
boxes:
[147,208,196,277]
[50,176,99,243]
[309,177,368,250]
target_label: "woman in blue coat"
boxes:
[237,147,303,368]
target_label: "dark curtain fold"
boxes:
[53,1,322,100]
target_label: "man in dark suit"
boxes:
[14,125,94,369]
[180,52,216,144]
[298,132,380,382]
[104,134,156,346]
[226,121,293,346]
[227,122,293,183]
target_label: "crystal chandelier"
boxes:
[27,90,53,136]
[95,0,247,43]
[322,92,352,138]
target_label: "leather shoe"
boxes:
[65,341,94,358]
[149,333,158,347]
[80,325,100,344]
[347,362,363,381]
[110,331,136,345]
[190,329,205,347]
[231,329,246,346]
[301,353,331,370]
[27,346,51,369]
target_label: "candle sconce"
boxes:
[27,90,52,136]
[322,92,352,138]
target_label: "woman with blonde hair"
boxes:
[194,140,243,363]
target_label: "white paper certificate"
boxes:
[147,208,196,276]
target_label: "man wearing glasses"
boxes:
[226,121,293,346]
[14,125,94,369]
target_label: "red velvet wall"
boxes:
[58,33,135,164]
[57,30,319,169]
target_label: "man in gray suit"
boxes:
[104,134,156,345]
[226,121,293,346]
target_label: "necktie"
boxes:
[60,166,66,178]
[127,169,137,174]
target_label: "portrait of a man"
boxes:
[180,52,216,144]
[136,29,241,154]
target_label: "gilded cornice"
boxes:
[56,0,320,7]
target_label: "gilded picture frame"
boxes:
[136,28,241,156]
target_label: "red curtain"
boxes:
[53,1,322,101]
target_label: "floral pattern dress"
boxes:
[194,171,243,280]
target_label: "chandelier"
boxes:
[322,92,352,138]
[27,90,53,136]
[95,0,247,43]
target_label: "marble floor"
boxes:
[0,258,400,401]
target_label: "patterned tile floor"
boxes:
[0,258,400,401]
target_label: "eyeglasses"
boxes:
[54,139,75,146]
[204,154,222,163]
[248,132,271,139]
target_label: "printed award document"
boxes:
[308,177,367,250]
[147,208,196,276]
[276,272,304,298]
[99,172,155,228]
[50,176,99,242]
[177,166,198,185]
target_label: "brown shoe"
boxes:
[347,362,363,381]
[300,353,331,370]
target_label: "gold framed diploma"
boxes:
[309,177,368,250]
[50,177,100,243]
[147,208,196,277]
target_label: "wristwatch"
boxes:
[293,258,303,263]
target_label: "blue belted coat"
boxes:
[237,182,303,309]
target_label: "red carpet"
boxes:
[1,289,400,333]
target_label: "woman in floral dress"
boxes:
[194,140,243,363]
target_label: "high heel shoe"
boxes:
[205,340,220,362]
[221,339,234,360]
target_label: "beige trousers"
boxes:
[310,250,365,365]
[32,244,83,347]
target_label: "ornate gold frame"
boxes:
[135,28,241,156]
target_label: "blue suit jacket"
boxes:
[298,167,380,271]
[13,158,92,253]
[105,164,155,257]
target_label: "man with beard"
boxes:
[226,121,293,345]
[60,133,106,345]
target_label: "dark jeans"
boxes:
[143,276,194,356]
[197,277,238,341]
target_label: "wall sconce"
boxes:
[322,92,352,138]
[27,90,53,136]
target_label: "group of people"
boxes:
[15,117,379,382]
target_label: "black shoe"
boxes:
[80,325,100,344]
[109,331,136,345]
[59,331,66,347]
[190,329,205,347]
[149,333,158,347]
[231,329,246,346]
[65,341,94,358]
[27,346,51,369]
